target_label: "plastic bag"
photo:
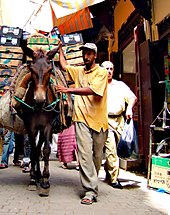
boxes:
[117,119,138,158]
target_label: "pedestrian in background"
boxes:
[101,60,137,189]
[56,42,108,205]
[0,129,15,169]
[57,123,78,169]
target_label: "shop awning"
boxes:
[0,0,105,35]
[50,0,105,35]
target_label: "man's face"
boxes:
[82,49,96,68]
[103,63,114,81]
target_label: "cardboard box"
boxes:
[63,43,83,65]
[27,36,60,61]
[0,46,23,54]
[149,155,170,192]
[0,46,23,67]
[63,43,83,54]
[27,37,60,45]
[67,57,84,66]
[0,76,13,88]
[0,67,17,77]
[65,50,82,60]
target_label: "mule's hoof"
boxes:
[28,180,37,191]
[39,187,50,197]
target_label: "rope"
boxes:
[13,95,62,112]
[13,96,34,110]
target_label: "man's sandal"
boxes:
[81,196,97,205]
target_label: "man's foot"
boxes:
[75,165,79,171]
[111,180,122,189]
[62,163,68,169]
[81,196,97,205]
[22,166,31,173]
[0,163,8,169]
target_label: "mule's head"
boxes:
[22,45,59,108]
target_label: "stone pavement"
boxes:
[0,154,170,215]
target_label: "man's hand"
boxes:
[126,107,133,120]
[56,84,69,93]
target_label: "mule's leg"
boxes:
[27,130,38,191]
[35,131,45,182]
[39,125,52,197]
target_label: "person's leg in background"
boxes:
[0,130,15,168]
[13,133,24,166]
[104,129,122,189]
[22,134,31,173]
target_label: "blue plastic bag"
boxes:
[117,119,138,158]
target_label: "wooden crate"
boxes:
[119,157,141,171]
[149,155,170,192]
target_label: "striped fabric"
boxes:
[53,7,93,35]
[50,0,105,35]
[50,0,105,17]
[57,124,77,163]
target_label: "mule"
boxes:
[14,44,72,196]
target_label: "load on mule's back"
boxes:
[10,40,73,196]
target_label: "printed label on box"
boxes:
[150,165,170,192]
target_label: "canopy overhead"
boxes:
[0,0,105,35]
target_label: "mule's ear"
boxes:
[20,39,34,59]
[47,46,60,60]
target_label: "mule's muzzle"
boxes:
[34,86,46,109]
[33,99,46,110]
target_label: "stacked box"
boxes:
[61,33,83,45]
[0,26,23,47]
[149,155,170,192]
[0,46,23,98]
[27,36,60,61]
[27,35,83,66]
[63,43,84,66]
